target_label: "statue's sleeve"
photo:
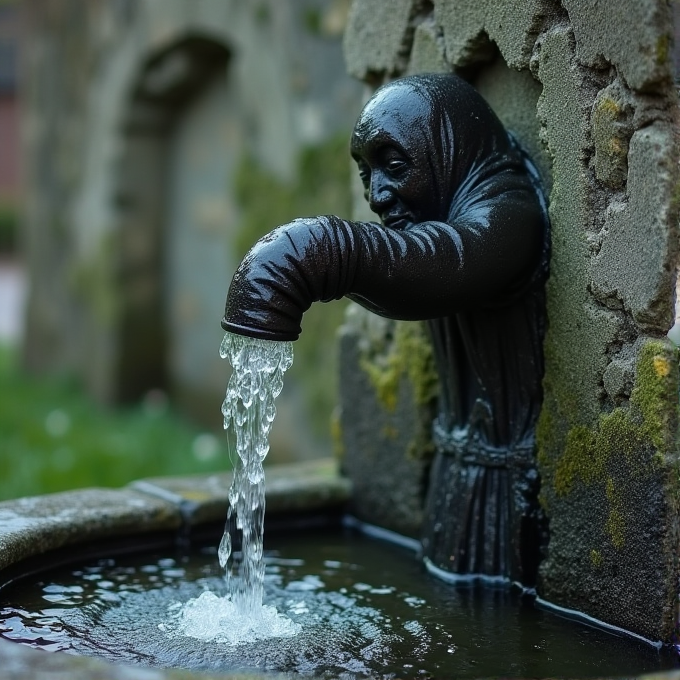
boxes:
[222,191,545,341]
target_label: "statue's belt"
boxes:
[432,423,535,468]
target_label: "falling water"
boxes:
[174,332,298,643]
[218,332,294,610]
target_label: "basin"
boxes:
[0,459,678,680]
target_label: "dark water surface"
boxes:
[0,529,676,678]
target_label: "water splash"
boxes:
[175,332,297,643]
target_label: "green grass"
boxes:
[0,344,232,501]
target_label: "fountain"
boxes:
[0,70,679,679]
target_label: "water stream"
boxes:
[175,332,298,644]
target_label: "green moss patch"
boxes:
[360,321,439,414]
[358,320,439,460]
[539,339,679,550]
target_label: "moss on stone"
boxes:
[541,339,679,550]
[595,96,621,121]
[552,425,597,496]
[656,33,670,66]
[360,321,439,413]
[358,319,439,461]
[632,341,676,451]
[590,549,602,568]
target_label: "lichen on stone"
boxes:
[540,338,679,549]
[359,320,439,413]
[655,33,670,66]
[591,85,634,190]
[358,319,439,460]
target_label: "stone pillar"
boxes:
[341,0,679,642]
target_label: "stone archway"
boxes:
[114,34,232,411]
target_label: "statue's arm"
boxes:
[222,194,545,341]
[350,190,545,317]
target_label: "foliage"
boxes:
[0,344,232,501]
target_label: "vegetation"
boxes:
[0,344,232,501]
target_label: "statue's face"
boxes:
[350,88,437,229]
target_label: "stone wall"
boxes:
[21,0,361,458]
[340,0,680,642]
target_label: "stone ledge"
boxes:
[0,636,292,680]
[0,460,350,577]
[129,458,351,526]
[0,488,180,574]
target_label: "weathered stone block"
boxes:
[434,0,554,70]
[407,18,449,75]
[343,0,420,80]
[0,489,180,573]
[337,305,438,538]
[538,339,680,642]
[563,0,673,92]
[591,122,678,334]
[534,25,680,641]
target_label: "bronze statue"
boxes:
[222,73,550,586]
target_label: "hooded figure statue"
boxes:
[222,73,550,586]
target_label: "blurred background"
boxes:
[0,0,364,500]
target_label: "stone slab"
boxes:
[563,0,673,92]
[129,458,351,526]
[0,488,180,573]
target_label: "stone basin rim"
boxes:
[0,459,351,680]
[0,459,674,680]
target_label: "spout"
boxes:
[221,217,358,342]
[223,205,544,341]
